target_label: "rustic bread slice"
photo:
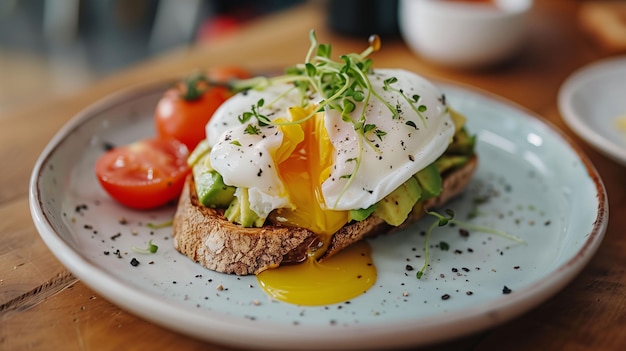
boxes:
[172,155,478,275]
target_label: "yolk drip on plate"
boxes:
[258,106,377,306]
[257,241,376,306]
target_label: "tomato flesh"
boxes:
[95,138,190,210]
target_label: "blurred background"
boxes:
[2,0,625,116]
[0,0,316,114]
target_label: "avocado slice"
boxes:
[448,107,467,133]
[446,127,476,155]
[435,155,470,174]
[414,163,442,200]
[187,139,212,167]
[224,188,265,227]
[349,204,377,222]
[374,177,422,226]
[192,157,235,208]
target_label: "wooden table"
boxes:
[2,1,625,350]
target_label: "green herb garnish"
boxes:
[213,30,402,207]
[238,99,271,126]
[131,240,159,254]
[416,210,525,279]
[383,77,428,127]
[244,124,261,135]
[207,30,440,208]
[146,220,172,229]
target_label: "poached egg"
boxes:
[207,68,453,215]
[204,68,454,305]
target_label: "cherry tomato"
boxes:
[155,67,252,151]
[95,138,190,210]
[155,82,230,151]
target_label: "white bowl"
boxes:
[399,0,533,68]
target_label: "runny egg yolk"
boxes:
[257,106,377,306]
[257,241,375,306]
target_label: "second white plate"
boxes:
[559,56,626,166]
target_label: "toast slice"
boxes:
[172,155,477,275]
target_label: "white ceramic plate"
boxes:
[558,56,626,166]
[30,81,608,350]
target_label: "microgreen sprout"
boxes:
[383,77,428,127]
[244,124,261,135]
[416,209,525,279]
[131,239,159,254]
[238,99,271,126]
[373,129,387,141]
[215,29,431,207]
[146,220,172,229]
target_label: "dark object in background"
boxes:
[0,0,305,75]
[327,0,399,37]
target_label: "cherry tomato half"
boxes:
[95,138,190,210]
[155,67,252,151]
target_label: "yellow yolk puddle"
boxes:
[257,241,376,306]
[257,106,377,306]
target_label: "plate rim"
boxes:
[29,79,609,350]
[558,55,626,166]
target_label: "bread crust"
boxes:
[173,155,477,275]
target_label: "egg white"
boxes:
[206,68,454,217]
[322,69,454,210]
